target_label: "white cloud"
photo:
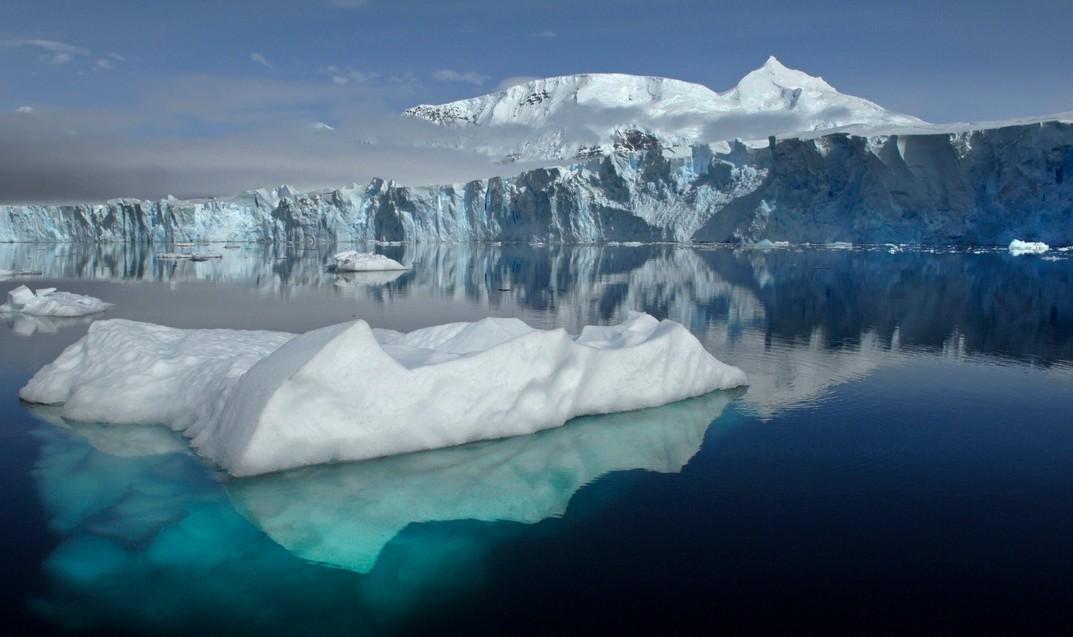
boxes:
[531,29,557,38]
[15,106,34,114]
[1,38,88,65]
[322,66,381,85]
[432,69,489,86]
[2,38,123,71]
[498,75,539,90]
[250,52,273,69]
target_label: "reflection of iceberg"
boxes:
[227,389,739,573]
[333,270,405,287]
[4,312,93,336]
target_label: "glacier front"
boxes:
[20,313,746,476]
[2,118,1070,247]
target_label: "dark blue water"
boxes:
[2,243,1072,635]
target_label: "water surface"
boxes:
[2,243,1071,635]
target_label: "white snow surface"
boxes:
[20,313,746,476]
[1008,239,1050,255]
[1,285,112,317]
[331,251,407,272]
[404,56,924,160]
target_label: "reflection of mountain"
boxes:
[5,243,1069,409]
[226,390,737,573]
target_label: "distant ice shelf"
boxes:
[20,313,746,476]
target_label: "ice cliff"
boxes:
[2,119,1071,246]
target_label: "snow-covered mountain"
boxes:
[404,56,925,161]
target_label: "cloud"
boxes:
[1,37,122,71]
[15,106,34,114]
[498,76,539,90]
[0,74,542,204]
[531,29,557,38]
[321,65,381,85]
[250,52,273,69]
[432,69,489,87]
[1,38,89,65]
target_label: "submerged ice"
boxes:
[20,313,746,475]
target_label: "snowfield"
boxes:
[20,313,746,476]
[1,285,112,317]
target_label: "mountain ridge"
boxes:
[403,57,925,160]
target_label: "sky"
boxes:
[1,0,1070,203]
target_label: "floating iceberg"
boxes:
[331,251,407,272]
[21,313,746,476]
[753,239,790,249]
[1,285,112,317]
[1008,239,1049,255]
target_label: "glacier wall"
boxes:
[2,121,1071,245]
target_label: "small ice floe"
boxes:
[330,251,407,272]
[156,253,192,260]
[753,239,790,249]
[189,254,223,262]
[1,285,112,317]
[1008,239,1049,255]
[1057,246,1072,252]
[21,312,746,476]
[826,241,854,250]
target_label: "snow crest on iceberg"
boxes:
[20,313,746,476]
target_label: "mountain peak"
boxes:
[403,60,924,161]
[762,55,786,70]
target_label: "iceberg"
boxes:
[331,251,407,272]
[1,285,112,317]
[21,313,746,476]
[1008,239,1049,255]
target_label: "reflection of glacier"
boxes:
[226,390,737,573]
[5,242,1068,411]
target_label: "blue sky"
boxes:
[4,0,1071,121]
[1,0,1070,201]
